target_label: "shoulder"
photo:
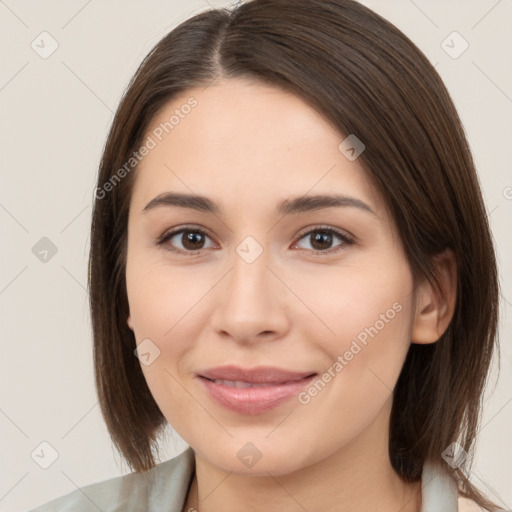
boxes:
[422,462,495,512]
[26,447,195,512]
[458,495,491,512]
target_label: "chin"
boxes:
[193,437,317,477]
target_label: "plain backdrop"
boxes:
[1,1,511,511]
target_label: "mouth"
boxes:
[202,378,297,388]
[196,366,317,415]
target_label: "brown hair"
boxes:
[88,0,502,509]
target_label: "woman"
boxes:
[28,0,503,510]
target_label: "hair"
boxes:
[88,0,502,509]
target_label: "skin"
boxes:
[125,78,457,512]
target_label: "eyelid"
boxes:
[294,224,355,244]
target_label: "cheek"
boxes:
[126,258,214,426]
[295,257,414,407]
[291,255,413,350]
[126,254,210,338]
[294,285,413,456]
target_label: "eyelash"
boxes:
[155,224,355,257]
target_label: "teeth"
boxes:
[212,379,278,388]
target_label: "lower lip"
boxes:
[198,375,316,415]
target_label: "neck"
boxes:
[183,399,422,512]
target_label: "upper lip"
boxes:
[198,365,316,384]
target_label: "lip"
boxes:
[197,365,317,415]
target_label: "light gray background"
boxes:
[1,1,511,511]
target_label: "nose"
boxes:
[209,246,291,344]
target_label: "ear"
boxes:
[411,249,457,344]
[127,315,134,331]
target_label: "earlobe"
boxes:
[127,315,134,331]
[411,249,457,344]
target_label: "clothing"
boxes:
[27,447,467,511]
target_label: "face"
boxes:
[125,78,418,476]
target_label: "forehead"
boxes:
[131,78,386,219]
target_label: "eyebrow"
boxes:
[143,192,377,217]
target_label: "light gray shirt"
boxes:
[27,447,462,511]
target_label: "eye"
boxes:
[156,226,216,255]
[293,226,354,254]
[156,224,354,256]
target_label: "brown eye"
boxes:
[294,227,354,254]
[310,230,334,251]
[158,227,215,253]
[180,230,207,250]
